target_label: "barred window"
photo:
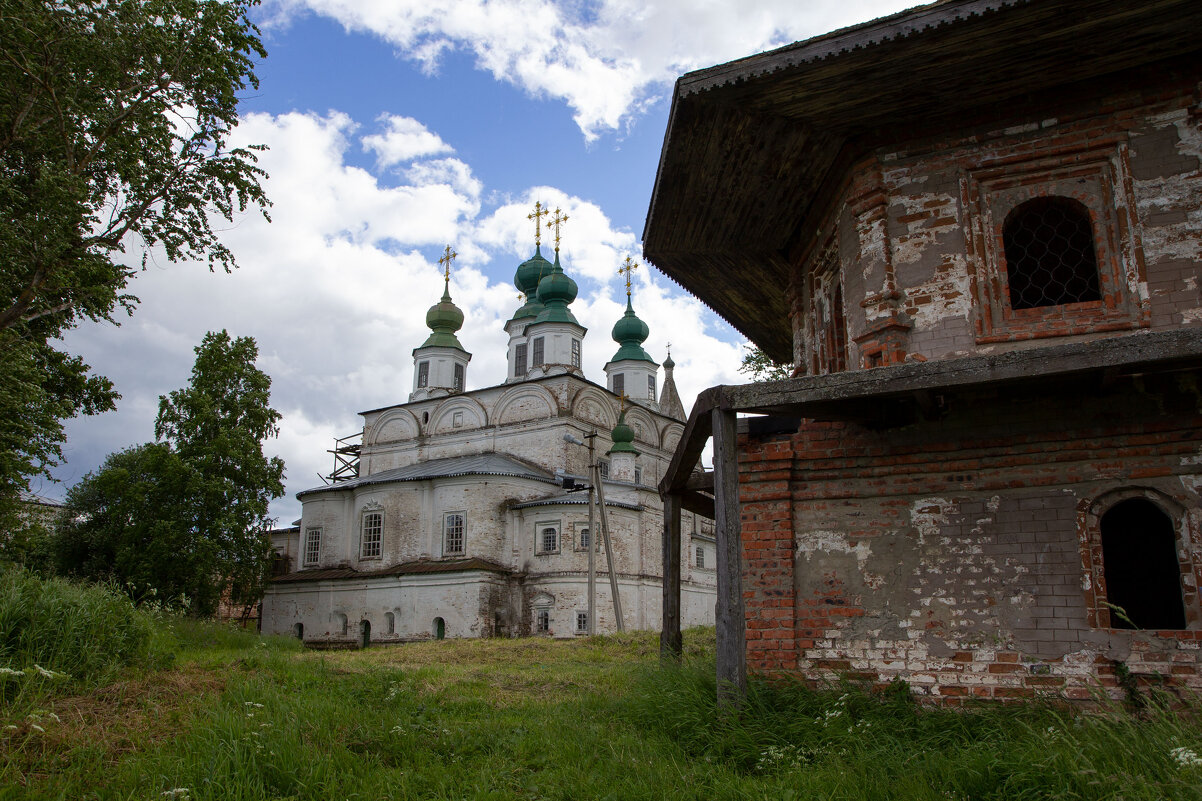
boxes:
[648,374,656,400]
[1003,197,1101,310]
[514,344,527,376]
[360,512,382,558]
[538,524,559,554]
[444,512,465,555]
[453,363,465,393]
[578,527,590,551]
[532,337,545,367]
[598,460,610,480]
[696,545,705,569]
[612,373,624,398]
[575,610,588,634]
[417,361,429,388]
[304,528,321,566]
[536,608,550,633]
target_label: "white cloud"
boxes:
[55,106,745,522]
[264,0,919,140]
[362,113,454,167]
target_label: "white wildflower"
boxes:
[48,713,60,723]
[31,665,67,679]
[1171,746,1202,768]
[0,667,23,677]
[161,789,191,799]
[29,724,44,733]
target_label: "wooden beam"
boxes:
[658,386,724,495]
[712,406,746,703]
[661,493,682,662]
[679,489,715,520]
[683,472,714,493]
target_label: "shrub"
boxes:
[0,567,164,702]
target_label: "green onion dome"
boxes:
[533,253,580,324]
[420,283,466,349]
[609,409,638,455]
[512,245,552,319]
[608,298,654,363]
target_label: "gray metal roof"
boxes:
[297,453,558,498]
[510,491,642,512]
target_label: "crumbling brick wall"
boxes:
[740,374,1202,701]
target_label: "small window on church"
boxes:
[612,373,624,397]
[575,611,588,634]
[417,361,429,388]
[537,523,559,554]
[515,344,527,376]
[634,467,642,485]
[444,512,465,556]
[1100,498,1185,630]
[535,608,550,633]
[1003,196,1101,310]
[598,460,610,479]
[453,363,464,393]
[696,545,705,569]
[385,612,395,635]
[304,527,321,566]
[532,337,545,367]
[571,338,581,368]
[360,512,382,559]
[648,375,656,400]
[577,526,590,551]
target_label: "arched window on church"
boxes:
[1003,196,1102,310]
[1100,498,1185,630]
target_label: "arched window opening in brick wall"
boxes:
[1002,196,1102,310]
[1100,498,1186,630]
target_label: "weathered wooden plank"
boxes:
[712,407,746,704]
[660,493,683,662]
[727,328,1202,417]
[658,386,724,495]
[679,489,715,520]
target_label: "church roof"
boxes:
[272,557,511,583]
[642,0,1202,362]
[510,491,641,511]
[298,453,557,498]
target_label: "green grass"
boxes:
[0,567,168,706]
[2,618,1201,800]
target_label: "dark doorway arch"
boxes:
[360,619,371,648]
[433,617,446,640]
[1100,498,1185,629]
[293,623,303,640]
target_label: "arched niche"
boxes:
[495,385,558,426]
[569,387,617,430]
[430,396,488,435]
[367,408,420,445]
[661,422,685,452]
[623,407,657,446]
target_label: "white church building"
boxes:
[261,215,717,645]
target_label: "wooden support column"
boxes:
[661,492,682,661]
[712,407,746,702]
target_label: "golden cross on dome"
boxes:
[527,201,547,247]
[618,391,628,413]
[546,207,569,253]
[438,245,457,284]
[618,255,639,297]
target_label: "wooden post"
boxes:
[712,407,746,703]
[661,492,682,661]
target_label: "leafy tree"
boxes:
[54,442,213,609]
[56,331,285,615]
[738,345,794,381]
[155,330,285,617]
[0,0,270,536]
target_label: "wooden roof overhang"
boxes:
[642,0,1202,363]
[659,328,1202,514]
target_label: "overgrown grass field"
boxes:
[3,576,1202,799]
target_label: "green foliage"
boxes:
[6,630,1202,800]
[0,0,270,530]
[738,344,793,381]
[55,332,284,616]
[155,330,285,615]
[0,567,162,704]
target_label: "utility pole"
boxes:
[566,431,623,633]
[585,431,597,636]
[588,431,625,632]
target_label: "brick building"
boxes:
[646,0,1202,700]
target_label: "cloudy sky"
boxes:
[45,0,917,523]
